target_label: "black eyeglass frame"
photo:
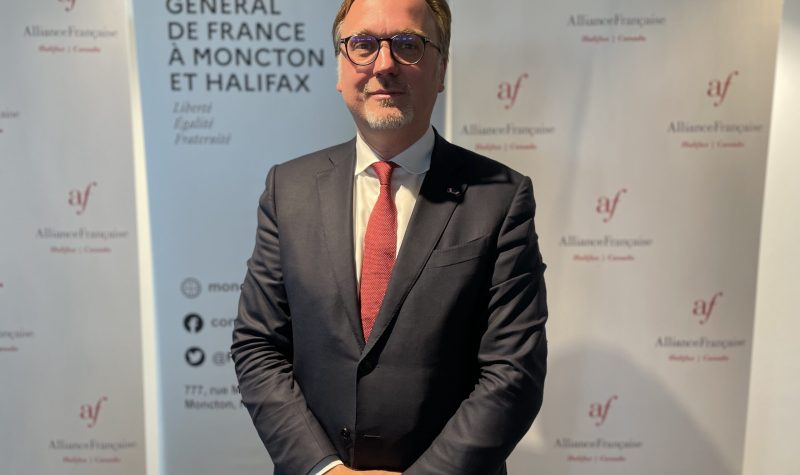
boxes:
[337,33,442,66]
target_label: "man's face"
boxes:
[336,0,446,133]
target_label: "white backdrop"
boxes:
[448,0,781,473]
[0,0,146,473]
[1,0,790,474]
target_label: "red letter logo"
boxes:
[79,396,107,428]
[596,188,627,223]
[693,292,723,325]
[58,0,76,12]
[589,395,618,426]
[497,73,529,110]
[67,181,97,215]
[707,71,738,107]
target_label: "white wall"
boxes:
[743,0,800,473]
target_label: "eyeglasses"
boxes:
[338,33,441,66]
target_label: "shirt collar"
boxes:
[354,126,434,176]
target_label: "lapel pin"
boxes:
[446,187,462,197]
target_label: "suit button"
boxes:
[340,427,351,440]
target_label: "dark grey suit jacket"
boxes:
[232,132,548,475]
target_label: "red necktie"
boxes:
[360,161,398,342]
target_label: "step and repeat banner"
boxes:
[131,0,353,473]
[2,0,784,474]
[0,0,146,474]
[447,0,781,474]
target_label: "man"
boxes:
[231,0,548,473]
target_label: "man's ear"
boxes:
[336,59,343,93]
[437,59,448,92]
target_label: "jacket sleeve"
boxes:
[405,176,548,475]
[231,165,338,475]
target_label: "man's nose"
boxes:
[373,40,398,74]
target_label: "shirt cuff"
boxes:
[308,455,343,475]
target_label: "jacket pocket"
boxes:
[427,235,490,268]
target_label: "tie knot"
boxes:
[371,161,397,186]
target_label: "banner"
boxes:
[1,0,786,473]
[448,0,781,473]
[132,0,354,472]
[0,0,146,473]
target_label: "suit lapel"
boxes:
[316,139,365,348]
[363,134,468,354]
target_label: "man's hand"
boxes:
[327,467,357,474]
[328,467,400,474]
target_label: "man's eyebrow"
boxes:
[398,28,426,35]
[346,28,427,37]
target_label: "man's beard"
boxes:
[362,83,414,130]
[364,99,414,129]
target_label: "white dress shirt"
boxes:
[308,126,434,475]
[353,126,433,282]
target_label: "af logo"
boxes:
[707,71,738,107]
[68,181,97,215]
[58,0,76,12]
[497,73,528,110]
[80,396,107,428]
[589,395,618,427]
[596,188,627,223]
[693,292,723,325]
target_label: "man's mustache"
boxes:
[363,81,410,95]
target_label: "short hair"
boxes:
[332,0,451,63]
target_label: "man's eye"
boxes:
[350,38,376,51]
[394,35,422,50]
[397,41,420,51]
